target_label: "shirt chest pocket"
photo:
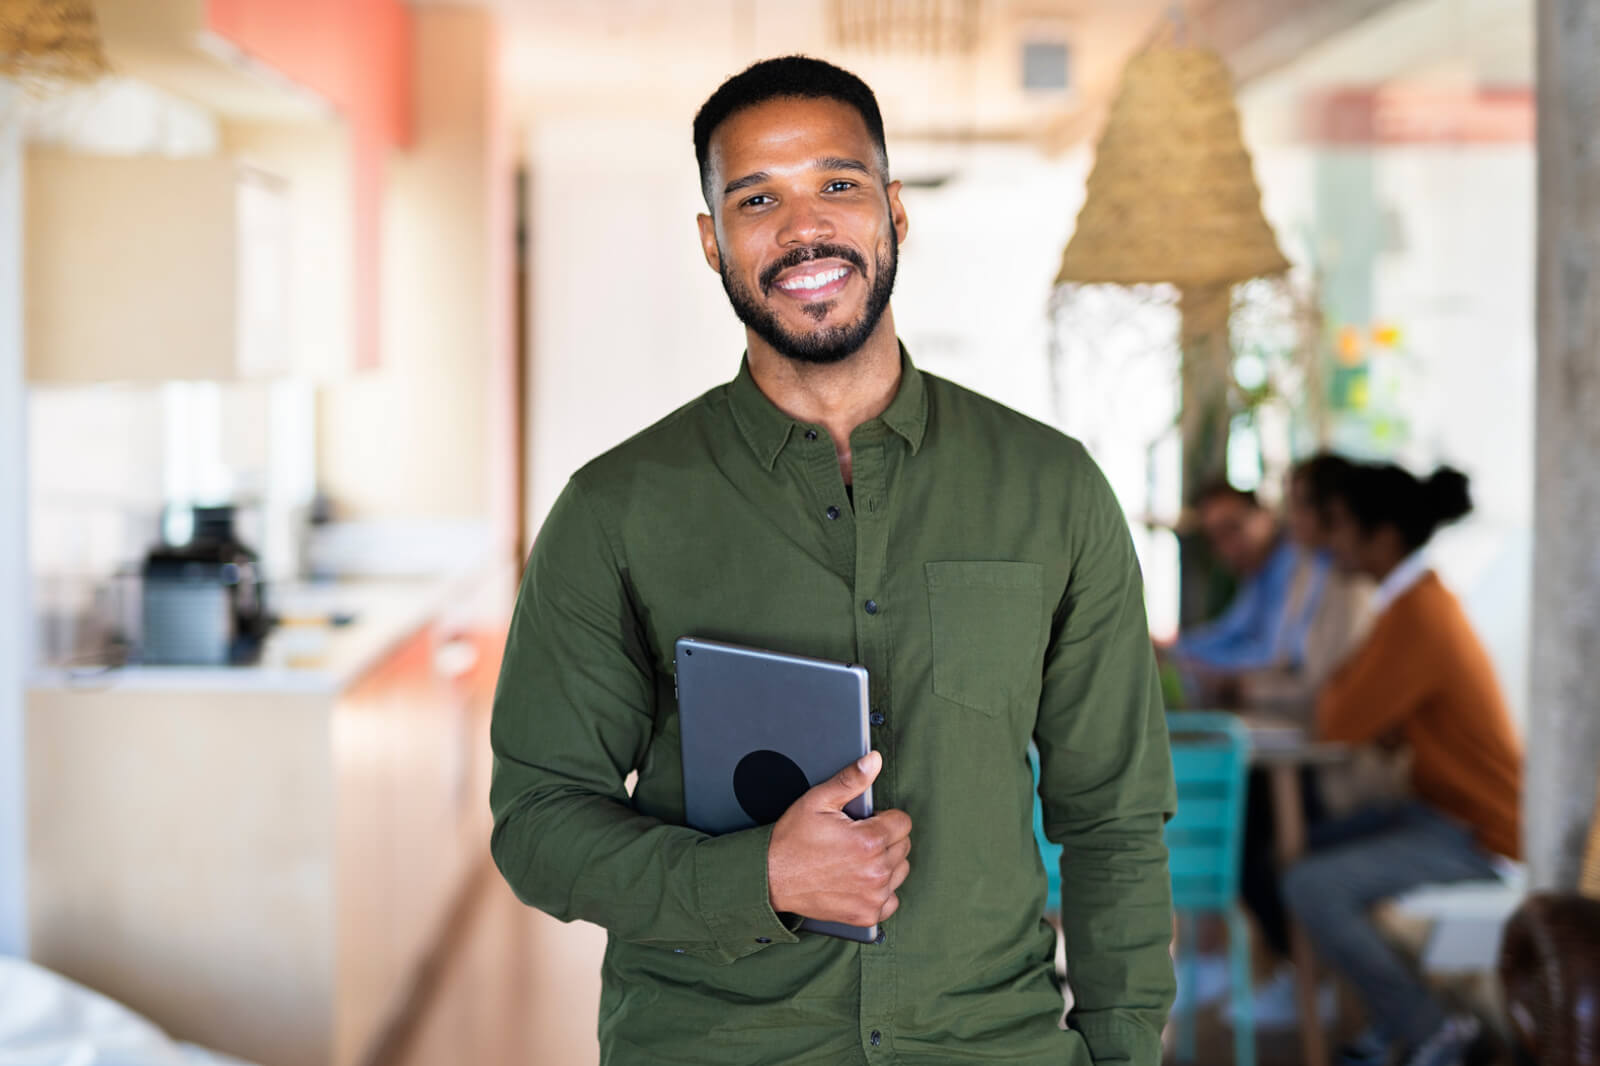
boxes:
[924,561,1046,717]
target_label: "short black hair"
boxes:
[692,55,889,209]
[1192,478,1259,511]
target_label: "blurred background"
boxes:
[1,1,1594,1064]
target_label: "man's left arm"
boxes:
[1036,443,1177,1064]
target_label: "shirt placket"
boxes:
[849,432,897,1061]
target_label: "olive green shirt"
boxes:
[489,350,1176,1065]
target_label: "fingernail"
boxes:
[858,751,876,772]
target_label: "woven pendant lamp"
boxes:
[1054,42,1292,482]
[1052,40,1293,627]
[1056,44,1288,289]
[0,0,110,85]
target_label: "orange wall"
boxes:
[205,0,413,370]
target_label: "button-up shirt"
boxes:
[489,349,1177,1065]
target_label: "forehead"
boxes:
[708,96,878,179]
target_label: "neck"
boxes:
[1370,547,1416,584]
[746,309,902,484]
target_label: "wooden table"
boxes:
[1239,714,1350,1066]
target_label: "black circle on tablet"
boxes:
[733,749,810,826]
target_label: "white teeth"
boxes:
[780,266,848,291]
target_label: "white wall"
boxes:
[524,116,743,531]
[1,91,28,956]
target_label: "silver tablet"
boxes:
[674,636,876,943]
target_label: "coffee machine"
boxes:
[141,505,272,665]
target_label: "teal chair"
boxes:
[1031,750,1063,916]
[1165,712,1253,1066]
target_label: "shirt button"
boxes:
[870,1030,882,1047]
[755,937,771,944]
[826,506,841,521]
[869,712,885,727]
[804,429,819,440]
[874,929,886,945]
[864,599,879,615]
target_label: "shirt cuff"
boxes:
[694,822,802,960]
[1068,1012,1164,1064]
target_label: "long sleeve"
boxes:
[1176,541,1304,672]
[1036,447,1178,1064]
[488,476,798,963]
[1316,599,1434,745]
[1172,574,1266,666]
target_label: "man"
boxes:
[1170,479,1347,1023]
[1171,482,1325,679]
[489,56,1175,1065]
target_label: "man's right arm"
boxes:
[488,476,797,963]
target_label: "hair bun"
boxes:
[1426,466,1473,525]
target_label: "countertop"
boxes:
[28,560,513,695]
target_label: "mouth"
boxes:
[771,261,855,303]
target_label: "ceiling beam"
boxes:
[1186,0,1409,85]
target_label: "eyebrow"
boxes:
[721,156,876,199]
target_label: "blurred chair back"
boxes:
[1031,748,1063,916]
[1165,711,1254,1066]
[1166,712,1250,911]
[1499,769,1600,1066]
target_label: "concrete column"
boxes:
[1528,0,1600,891]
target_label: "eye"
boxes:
[740,194,774,208]
[824,180,857,193]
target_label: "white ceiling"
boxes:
[420,0,1168,150]
[417,0,1533,152]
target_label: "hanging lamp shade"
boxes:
[0,0,110,85]
[1055,45,1288,289]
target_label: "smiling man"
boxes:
[489,56,1176,1065]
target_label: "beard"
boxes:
[718,230,898,366]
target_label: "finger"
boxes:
[883,837,911,867]
[878,893,901,922]
[808,751,882,812]
[865,809,912,846]
[887,859,910,895]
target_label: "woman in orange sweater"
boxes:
[1280,462,1522,1066]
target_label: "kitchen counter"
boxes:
[25,556,516,1066]
[29,562,510,694]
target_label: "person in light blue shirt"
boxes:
[1173,480,1330,676]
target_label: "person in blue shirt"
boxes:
[1173,480,1329,677]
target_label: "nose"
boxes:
[775,194,835,247]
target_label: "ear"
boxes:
[696,212,722,274]
[886,179,909,245]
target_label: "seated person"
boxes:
[1231,455,1377,996]
[1169,481,1312,684]
[1282,462,1523,1066]
[1236,453,1373,714]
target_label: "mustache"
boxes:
[759,243,868,295]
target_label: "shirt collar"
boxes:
[728,344,929,470]
[1373,548,1431,614]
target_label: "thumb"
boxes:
[810,751,881,811]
